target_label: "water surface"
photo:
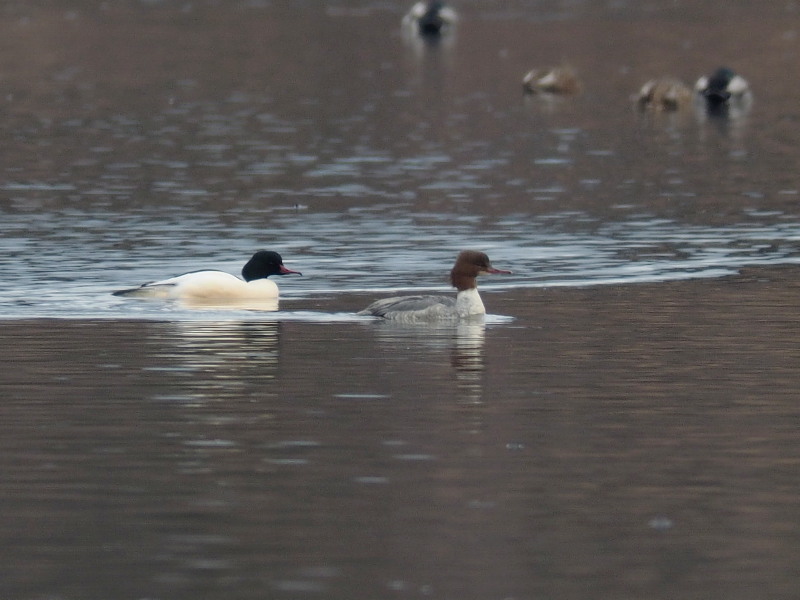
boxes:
[2,1,800,598]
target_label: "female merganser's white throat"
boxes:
[112,250,301,301]
[358,250,511,321]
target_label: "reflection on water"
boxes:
[366,318,488,404]
[6,271,800,598]
[452,322,486,404]
[175,297,279,312]
[151,320,282,404]
[694,98,753,154]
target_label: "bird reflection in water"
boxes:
[178,297,279,312]
[367,319,488,405]
[451,322,486,405]
[693,92,752,150]
[154,320,282,405]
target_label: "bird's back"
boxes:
[358,294,456,320]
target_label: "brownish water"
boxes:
[3,267,800,599]
[2,1,800,598]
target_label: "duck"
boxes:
[634,77,693,111]
[402,1,457,36]
[522,66,581,95]
[695,67,751,108]
[358,250,511,321]
[112,250,301,301]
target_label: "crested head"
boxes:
[449,250,511,291]
[241,250,302,281]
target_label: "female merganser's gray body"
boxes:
[358,250,511,321]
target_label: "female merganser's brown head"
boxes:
[450,250,511,291]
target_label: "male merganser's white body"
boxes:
[113,250,301,301]
[358,250,511,321]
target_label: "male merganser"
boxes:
[358,250,511,321]
[522,66,581,95]
[634,77,693,111]
[112,250,301,300]
[695,67,751,109]
[403,1,457,36]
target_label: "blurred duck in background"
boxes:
[522,65,581,95]
[403,1,457,37]
[695,67,752,113]
[634,77,693,111]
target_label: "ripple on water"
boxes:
[3,205,800,319]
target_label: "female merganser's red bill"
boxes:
[112,250,301,301]
[358,250,511,321]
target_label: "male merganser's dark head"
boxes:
[241,250,302,282]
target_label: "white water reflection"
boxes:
[364,318,489,405]
[452,322,487,404]
[176,297,279,312]
[149,320,283,410]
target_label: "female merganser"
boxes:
[112,250,301,300]
[403,1,457,36]
[695,67,751,109]
[358,250,511,321]
[634,77,693,111]
[522,66,581,95]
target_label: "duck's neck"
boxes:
[455,287,485,317]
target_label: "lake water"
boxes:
[2,1,800,598]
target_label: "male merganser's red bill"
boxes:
[112,250,301,301]
[358,250,511,321]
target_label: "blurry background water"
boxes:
[2,1,800,599]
